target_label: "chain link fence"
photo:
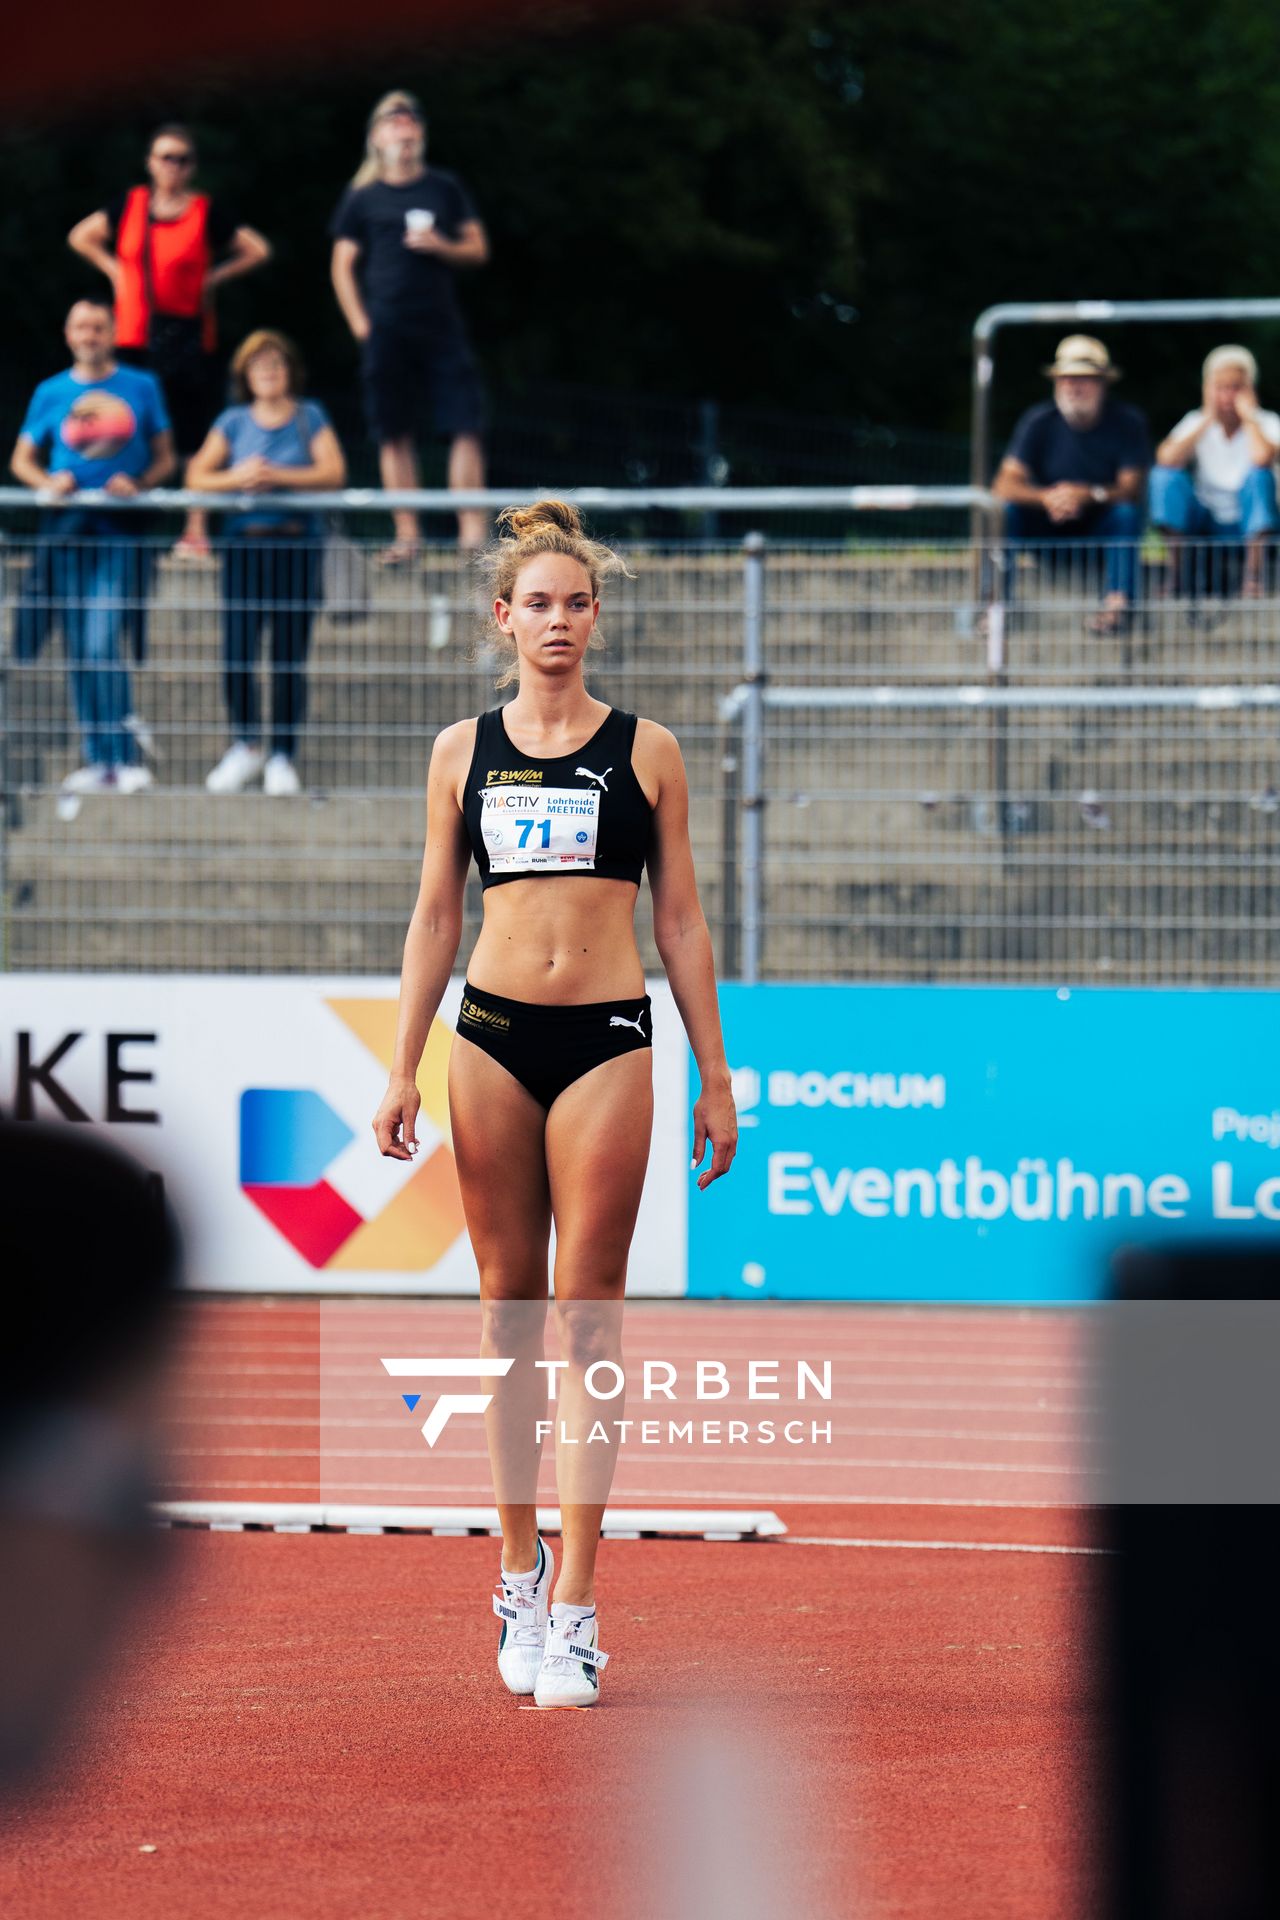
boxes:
[3,512,1279,984]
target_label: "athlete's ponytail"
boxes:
[479,498,633,689]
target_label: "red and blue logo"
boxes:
[238,998,465,1271]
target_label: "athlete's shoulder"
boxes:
[634,716,682,760]
[632,717,683,809]
[430,716,481,773]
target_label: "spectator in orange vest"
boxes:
[67,123,271,561]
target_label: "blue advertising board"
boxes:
[688,985,1280,1300]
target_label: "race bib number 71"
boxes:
[481,785,601,873]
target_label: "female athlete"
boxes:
[372,498,736,1708]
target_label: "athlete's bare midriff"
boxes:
[466,876,646,1003]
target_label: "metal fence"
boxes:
[3,501,1279,985]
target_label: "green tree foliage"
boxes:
[3,0,1280,458]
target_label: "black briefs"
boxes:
[455,981,653,1110]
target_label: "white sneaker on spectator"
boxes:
[263,754,301,797]
[60,764,112,794]
[124,712,159,763]
[206,742,264,794]
[115,764,154,795]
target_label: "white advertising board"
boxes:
[0,976,688,1296]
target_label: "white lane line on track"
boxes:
[161,1389,1096,1416]
[177,1341,1090,1364]
[780,1534,1110,1556]
[166,1448,1089,1475]
[168,1366,1096,1390]
[156,1479,1094,1508]
[184,1303,1081,1322]
[162,1415,1082,1443]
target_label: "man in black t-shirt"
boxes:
[330,90,490,557]
[994,335,1151,633]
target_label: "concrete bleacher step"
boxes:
[11,546,1280,980]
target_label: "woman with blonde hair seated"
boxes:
[187,330,346,795]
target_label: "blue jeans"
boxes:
[53,537,138,769]
[1148,463,1279,538]
[1002,500,1142,602]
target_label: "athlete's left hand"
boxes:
[691,1081,737,1190]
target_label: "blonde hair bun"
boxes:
[497,498,584,541]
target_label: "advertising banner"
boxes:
[689,984,1280,1300]
[0,976,688,1296]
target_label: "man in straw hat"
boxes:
[994,335,1150,634]
[331,90,489,560]
[1151,345,1280,599]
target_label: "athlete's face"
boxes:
[495,555,599,676]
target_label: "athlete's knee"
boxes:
[553,1299,624,1373]
[481,1293,548,1355]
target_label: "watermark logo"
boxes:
[380,1357,516,1445]
[382,1352,835,1451]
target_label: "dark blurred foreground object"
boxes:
[0,1113,180,1796]
[1103,1245,1280,1920]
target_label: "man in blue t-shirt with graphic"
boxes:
[11,299,175,791]
[994,335,1150,635]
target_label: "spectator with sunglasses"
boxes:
[68,123,271,561]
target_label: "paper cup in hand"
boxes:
[405,209,436,234]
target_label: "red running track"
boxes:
[0,1299,1104,1920]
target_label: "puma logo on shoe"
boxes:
[576,765,612,790]
[609,1012,646,1037]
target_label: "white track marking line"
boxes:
[170,1365,1096,1391]
[162,1414,1083,1443]
[181,1339,1091,1363]
[780,1534,1110,1556]
[157,1479,1093,1508]
[162,1389,1096,1416]
[165,1443,1090,1466]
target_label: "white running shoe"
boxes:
[493,1536,555,1695]
[115,764,154,795]
[60,764,112,794]
[534,1606,609,1709]
[206,741,264,794]
[263,753,302,797]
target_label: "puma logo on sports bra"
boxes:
[463,707,654,890]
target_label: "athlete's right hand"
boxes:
[372,1076,421,1160]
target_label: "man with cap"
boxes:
[1151,346,1280,598]
[994,335,1151,633]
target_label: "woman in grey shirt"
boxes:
[187,330,346,794]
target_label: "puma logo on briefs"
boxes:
[608,1011,646,1037]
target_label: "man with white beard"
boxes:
[994,335,1150,634]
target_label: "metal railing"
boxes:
[4,502,1279,985]
[969,296,1280,551]
[0,483,990,518]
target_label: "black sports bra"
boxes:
[463,706,654,890]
